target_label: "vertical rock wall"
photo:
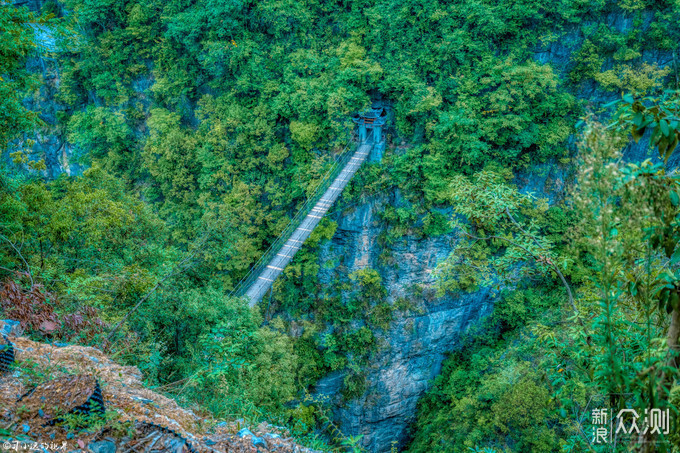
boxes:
[315,194,495,452]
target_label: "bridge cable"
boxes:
[229,133,357,298]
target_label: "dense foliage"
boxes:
[2,0,680,450]
[408,98,680,452]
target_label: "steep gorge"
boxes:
[3,1,680,451]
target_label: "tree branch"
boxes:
[503,207,583,328]
[0,233,33,286]
[465,215,585,331]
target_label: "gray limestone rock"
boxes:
[0,320,22,337]
[314,194,495,452]
[237,427,255,438]
[252,436,267,449]
[87,440,116,453]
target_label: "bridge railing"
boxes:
[229,133,358,299]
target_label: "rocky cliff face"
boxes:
[314,193,495,452]
[4,43,83,178]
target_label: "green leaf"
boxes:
[658,135,669,156]
[641,117,655,128]
[650,124,662,144]
[623,93,634,104]
[633,112,643,127]
[671,190,679,207]
[660,119,670,137]
[663,136,676,163]
[671,246,680,264]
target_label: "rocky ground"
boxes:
[0,321,319,453]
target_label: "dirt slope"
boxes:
[0,335,320,453]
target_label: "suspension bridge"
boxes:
[231,103,387,306]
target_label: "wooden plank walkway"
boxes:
[245,142,373,306]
